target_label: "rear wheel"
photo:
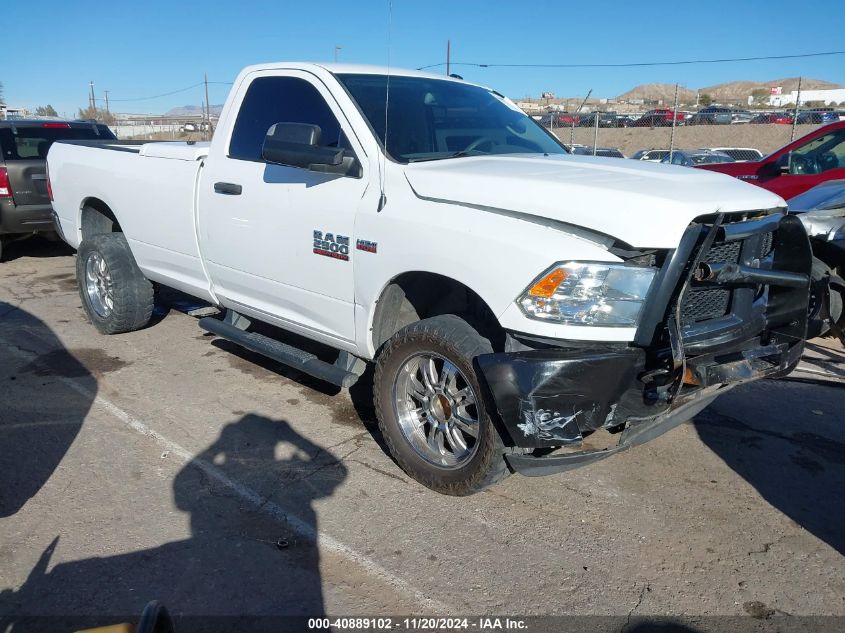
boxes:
[76,233,153,334]
[374,315,510,495]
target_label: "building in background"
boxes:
[0,104,30,120]
[769,88,845,107]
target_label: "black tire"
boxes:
[374,314,510,495]
[831,271,845,334]
[807,257,843,339]
[0,236,4,263]
[76,233,153,335]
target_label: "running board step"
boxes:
[198,317,359,388]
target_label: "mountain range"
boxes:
[164,104,224,117]
[616,78,843,103]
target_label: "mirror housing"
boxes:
[777,152,792,174]
[261,123,345,170]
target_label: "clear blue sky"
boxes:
[4,0,845,116]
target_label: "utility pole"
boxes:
[88,81,95,112]
[571,89,592,148]
[334,45,343,62]
[790,76,802,142]
[204,73,212,140]
[669,83,680,161]
[104,90,110,117]
[446,40,451,76]
[592,107,599,155]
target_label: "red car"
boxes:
[697,121,845,200]
[750,112,794,125]
[632,108,685,127]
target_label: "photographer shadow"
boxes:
[1,414,347,631]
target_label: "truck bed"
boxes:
[57,139,210,161]
[48,139,212,301]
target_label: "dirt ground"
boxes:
[1,238,843,632]
[553,123,825,157]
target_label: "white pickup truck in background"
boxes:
[47,62,812,494]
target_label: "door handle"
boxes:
[214,182,242,195]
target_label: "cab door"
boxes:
[197,70,369,345]
[760,127,845,200]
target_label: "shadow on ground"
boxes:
[1,414,347,632]
[0,235,73,263]
[694,380,845,555]
[0,302,91,517]
[0,303,347,631]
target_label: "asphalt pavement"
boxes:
[0,237,843,632]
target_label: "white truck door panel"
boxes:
[197,71,367,343]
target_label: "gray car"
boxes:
[0,120,116,260]
[787,179,845,338]
[687,106,733,125]
[660,149,735,167]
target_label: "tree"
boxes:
[699,93,713,107]
[77,105,114,124]
[35,104,58,117]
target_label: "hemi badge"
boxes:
[356,239,378,253]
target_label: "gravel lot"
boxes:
[1,237,843,631]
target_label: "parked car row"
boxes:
[539,107,844,130]
[628,147,762,164]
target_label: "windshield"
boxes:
[337,74,567,163]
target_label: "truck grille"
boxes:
[681,288,731,323]
[679,230,774,325]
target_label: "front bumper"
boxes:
[477,338,803,475]
[0,200,55,235]
[477,212,811,475]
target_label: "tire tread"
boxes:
[373,314,509,495]
[76,233,153,335]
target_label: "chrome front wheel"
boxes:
[393,352,481,469]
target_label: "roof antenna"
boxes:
[377,0,393,212]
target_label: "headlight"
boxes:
[517,262,657,327]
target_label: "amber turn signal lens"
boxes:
[527,269,567,298]
[683,367,699,385]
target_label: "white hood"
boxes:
[403,154,785,249]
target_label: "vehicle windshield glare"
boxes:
[337,74,567,163]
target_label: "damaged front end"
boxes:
[477,212,812,476]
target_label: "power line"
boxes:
[103,81,232,103]
[416,50,845,71]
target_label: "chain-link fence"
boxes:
[525,80,845,161]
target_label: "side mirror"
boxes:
[777,152,791,174]
[261,122,344,170]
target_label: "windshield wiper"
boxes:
[406,151,480,163]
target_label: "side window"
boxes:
[792,130,845,173]
[229,76,348,161]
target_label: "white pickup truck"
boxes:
[48,62,812,495]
